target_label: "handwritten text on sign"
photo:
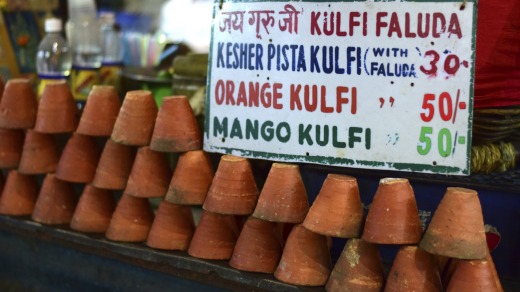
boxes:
[204,1,476,175]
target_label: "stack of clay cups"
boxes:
[187,154,259,260]
[419,187,502,291]
[0,79,40,216]
[101,90,162,242]
[136,95,206,250]
[357,177,443,292]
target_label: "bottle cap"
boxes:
[45,18,62,32]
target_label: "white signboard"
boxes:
[204,0,477,175]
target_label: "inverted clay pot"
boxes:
[0,170,38,215]
[303,174,363,238]
[0,128,24,169]
[32,174,77,225]
[362,178,422,244]
[419,187,487,260]
[274,224,332,286]
[165,150,213,205]
[76,85,121,136]
[326,238,385,292]
[70,184,115,233]
[203,155,259,215]
[111,90,157,146]
[55,133,100,183]
[188,210,239,260]
[385,245,442,292]
[18,129,60,174]
[446,258,500,292]
[34,80,78,133]
[92,139,136,190]
[229,217,283,273]
[146,200,195,250]
[0,79,37,129]
[105,193,154,242]
[124,146,171,198]
[252,163,308,223]
[150,95,201,152]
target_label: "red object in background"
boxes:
[474,0,520,108]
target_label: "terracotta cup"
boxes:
[34,80,78,133]
[188,210,239,260]
[92,139,136,190]
[274,224,332,286]
[303,174,364,238]
[32,174,77,225]
[0,128,24,169]
[446,258,500,292]
[203,155,259,215]
[146,200,195,250]
[150,95,201,152]
[124,146,171,198]
[326,238,385,292]
[385,245,442,292]
[252,163,308,223]
[0,79,37,129]
[362,178,422,244]
[18,129,60,174]
[165,150,213,205]
[105,193,154,242]
[420,187,487,260]
[70,184,115,233]
[55,133,100,183]
[76,85,121,136]
[229,217,283,273]
[111,90,157,146]
[0,170,38,215]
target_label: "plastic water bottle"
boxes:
[67,0,102,108]
[36,18,72,96]
[99,12,122,89]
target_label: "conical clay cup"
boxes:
[34,80,78,133]
[92,139,136,190]
[124,146,171,198]
[0,170,38,215]
[55,133,100,183]
[420,187,487,260]
[70,184,115,233]
[385,245,442,292]
[18,129,60,174]
[111,90,157,146]
[303,174,363,238]
[0,128,24,169]
[203,155,259,215]
[146,200,195,250]
[252,163,308,223]
[229,217,283,273]
[274,224,332,286]
[105,193,154,242]
[446,258,500,292]
[188,210,239,260]
[362,178,422,244]
[165,150,213,205]
[0,79,37,129]
[326,238,384,292]
[32,174,77,225]
[76,85,120,136]
[150,96,201,152]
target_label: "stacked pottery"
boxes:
[0,79,39,216]
[144,96,206,251]
[419,187,502,290]
[105,90,157,242]
[189,154,259,260]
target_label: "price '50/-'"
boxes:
[417,126,467,158]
